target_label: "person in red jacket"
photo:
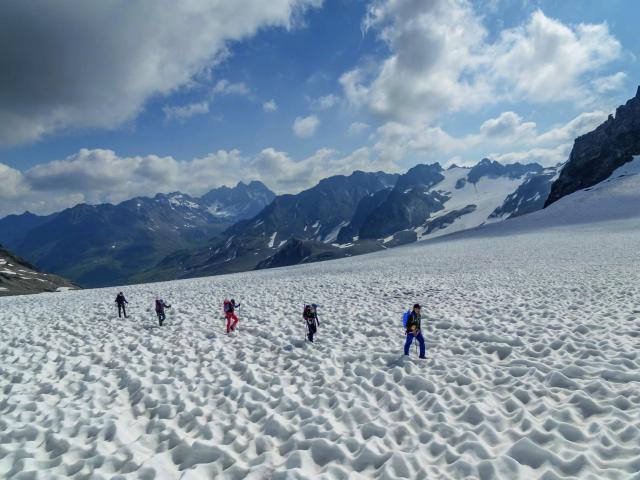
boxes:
[223,298,240,333]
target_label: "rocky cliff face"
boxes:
[491,166,560,219]
[546,86,640,206]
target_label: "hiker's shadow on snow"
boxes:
[385,354,409,368]
[290,339,306,349]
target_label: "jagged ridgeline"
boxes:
[150,159,556,281]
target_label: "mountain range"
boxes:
[147,159,557,282]
[2,86,638,291]
[0,182,275,288]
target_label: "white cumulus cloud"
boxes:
[163,80,251,121]
[163,102,210,122]
[293,115,320,138]
[312,94,340,110]
[341,1,622,123]
[263,99,279,112]
[0,143,394,217]
[0,0,322,147]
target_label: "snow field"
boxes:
[1,213,639,479]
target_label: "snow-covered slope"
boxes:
[345,161,555,246]
[0,166,638,478]
[414,166,528,240]
[461,155,640,238]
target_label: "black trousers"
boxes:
[306,321,317,342]
[118,304,127,318]
[157,311,166,325]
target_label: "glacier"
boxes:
[0,160,639,479]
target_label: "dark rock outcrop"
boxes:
[357,163,448,240]
[255,239,344,269]
[422,205,477,235]
[359,189,447,240]
[468,158,542,184]
[546,86,640,206]
[491,166,560,219]
[394,163,444,191]
[336,188,393,244]
[0,245,76,296]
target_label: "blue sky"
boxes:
[0,0,638,216]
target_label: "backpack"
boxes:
[223,300,232,313]
[402,310,411,329]
[155,299,163,312]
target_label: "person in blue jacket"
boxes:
[404,303,426,359]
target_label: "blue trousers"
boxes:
[404,332,426,357]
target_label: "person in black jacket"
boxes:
[404,303,426,359]
[155,297,171,326]
[115,292,128,318]
[303,304,319,342]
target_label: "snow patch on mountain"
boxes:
[418,172,525,240]
[206,202,236,218]
[167,194,201,210]
[323,221,349,243]
[267,232,278,248]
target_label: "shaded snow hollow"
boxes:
[0,162,639,479]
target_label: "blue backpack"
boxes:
[402,310,411,328]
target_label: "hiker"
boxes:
[223,298,240,333]
[303,304,319,342]
[404,303,426,359]
[155,297,171,326]
[115,291,128,318]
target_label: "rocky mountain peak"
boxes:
[546,85,640,206]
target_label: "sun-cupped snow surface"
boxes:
[1,176,640,479]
